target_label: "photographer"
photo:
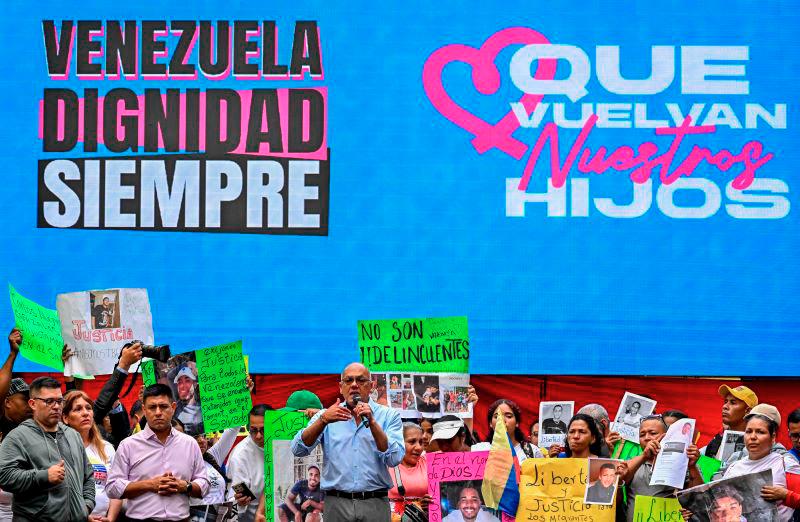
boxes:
[65,341,143,447]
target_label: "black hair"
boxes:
[599,463,616,472]
[787,408,800,426]
[745,414,779,436]
[485,399,528,445]
[713,487,743,504]
[308,465,320,473]
[29,376,61,395]
[662,409,688,421]
[564,413,604,457]
[130,400,143,416]
[172,418,185,431]
[143,383,174,403]
[249,403,269,417]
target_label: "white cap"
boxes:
[430,416,465,442]
[173,366,197,383]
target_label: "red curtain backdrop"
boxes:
[23,372,799,449]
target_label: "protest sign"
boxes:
[613,440,644,461]
[8,285,64,371]
[677,469,776,521]
[696,456,722,483]
[610,392,657,443]
[358,316,469,373]
[716,430,745,462]
[360,316,471,418]
[538,401,574,449]
[57,288,154,376]
[263,411,324,522]
[632,495,683,522]
[195,340,251,433]
[427,451,502,522]
[517,458,615,521]
[650,418,695,488]
[147,341,250,435]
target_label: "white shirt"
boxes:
[86,440,116,516]
[191,427,239,507]
[226,436,264,522]
[724,452,795,521]
[442,509,501,521]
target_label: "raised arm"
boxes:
[0,329,21,415]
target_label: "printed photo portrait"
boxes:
[677,469,777,522]
[717,430,746,462]
[402,374,413,390]
[440,480,501,522]
[152,352,204,436]
[389,374,402,390]
[443,386,471,414]
[370,374,388,406]
[273,440,325,522]
[402,390,417,411]
[413,374,441,414]
[389,391,404,409]
[89,289,121,329]
[540,401,573,435]
[613,392,656,428]
[584,458,621,505]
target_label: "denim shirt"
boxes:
[291,399,405,492]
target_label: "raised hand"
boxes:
[321,399,352,425]
[8,328,21,354]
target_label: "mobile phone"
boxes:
[233,482,255,499]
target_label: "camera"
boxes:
[127,340,171,362]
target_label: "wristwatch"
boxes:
[185,481,193,495]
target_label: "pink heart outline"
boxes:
[422,27,556,159]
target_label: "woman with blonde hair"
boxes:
[62,390,123,522]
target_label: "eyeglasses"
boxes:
[249,427,264,435]
[789,432,800,440]
[31,397,64,408]
[341,376,370,385]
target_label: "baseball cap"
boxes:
[430,415,465,442]
[718,385,758,408]
[280,390,322,412]
[745,403,781,426]
[173,366,197,383]
[7,378,29,397]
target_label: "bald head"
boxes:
[339,362,373,407]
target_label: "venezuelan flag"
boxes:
[481,416,520,516]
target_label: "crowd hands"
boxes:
[0,332,798,522]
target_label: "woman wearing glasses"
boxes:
[621,415,703,522]
[62,390,124,522]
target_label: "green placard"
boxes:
[614,439,644,461]
[8,284,64,371]
[358,316,469,372]
[141,359,156,387]
[264,410,310,522]
[696,455,722,483]
[632,495,682,521]
[195,340,252,433]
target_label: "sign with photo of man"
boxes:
[538,401,574,449]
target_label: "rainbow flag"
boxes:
[481,416,520,516]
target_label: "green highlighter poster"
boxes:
[8,284,64,371]
[263,411,315,522]
[632,495,682,521]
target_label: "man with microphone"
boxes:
[291,362,404,522]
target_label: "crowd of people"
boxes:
[0,330,798,522]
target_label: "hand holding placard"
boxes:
[196,340,251,433]
[8,285,64,371]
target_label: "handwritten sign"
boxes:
[427,451,490,522]
[632,495,682,522]
[264,411,310,522]
[358,316,469,373]
[141,359,156,387]
[8,285,64,370]
[517,459,614,522]
[196,340,252,433]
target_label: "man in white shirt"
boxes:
[442,487,500,522]
[227,404,267,522]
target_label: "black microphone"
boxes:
[352,394,370,426]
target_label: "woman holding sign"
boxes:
[553,414,604,458]
[472,399,543,461]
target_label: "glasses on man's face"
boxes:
[31,397,64,408]
[249,426,264,435]
[789,431,800,440]
[341,376,370,385]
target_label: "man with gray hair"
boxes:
[578,404,615,457]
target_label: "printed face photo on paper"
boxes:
[413,374,441,414]
[89,289,121,329]
[272,440,325,521]
[440,480,500,522]
[151,351,204,435]
[677,470,776,522]
[584,458,620,506]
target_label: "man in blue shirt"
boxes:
[291,362,404,522]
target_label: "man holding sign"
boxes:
[291,362,404,522]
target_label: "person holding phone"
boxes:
[226,404,268,522]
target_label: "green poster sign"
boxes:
[632,495,682,521]
[141,359,156,387]
[697,455,722,483]
[263,410,311,522]
[195,340,252,433]
[358,316,469,372]
[8,285,64,371]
